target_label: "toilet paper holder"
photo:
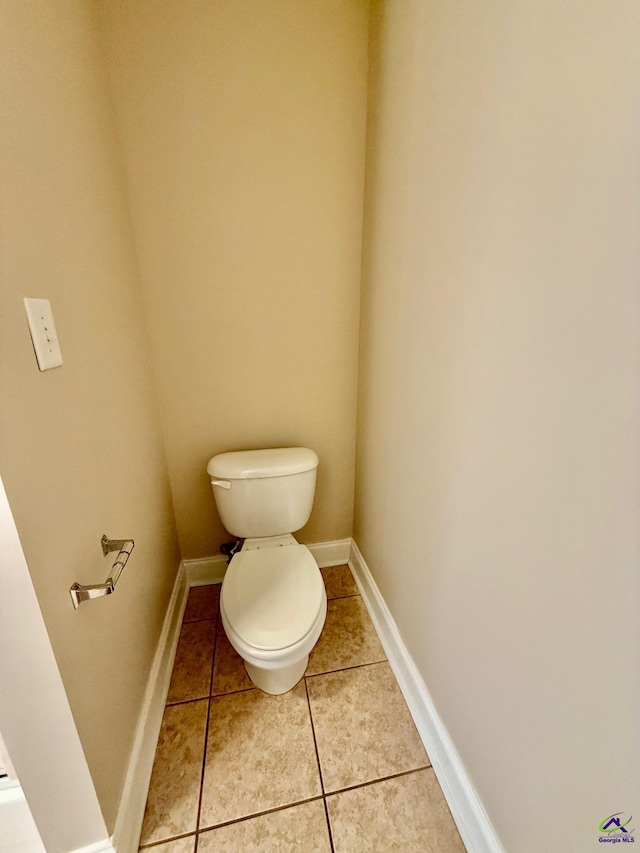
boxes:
[70,535,135,609]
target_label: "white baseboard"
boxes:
[183,554,228,585]
[111,563,188,853]
[182,538,352,585]
[0,776,20,794]
[349,540,503,853]
[307,538,351,567]
[72,841,116,853]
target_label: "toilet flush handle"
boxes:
[211,479,231,489]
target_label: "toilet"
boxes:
[207,447,327,695]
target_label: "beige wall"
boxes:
[7,2,636,846]
[0,1,180,832]
[98,0,369,559]
[356,2,640,851]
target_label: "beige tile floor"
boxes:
[139,565,466,852]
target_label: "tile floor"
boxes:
[139,565,466,852]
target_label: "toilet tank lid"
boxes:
[207,447,319,480]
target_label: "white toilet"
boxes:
[207,447,327,695]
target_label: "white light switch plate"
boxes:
[24,297,63,370]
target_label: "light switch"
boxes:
[24,297,63,371]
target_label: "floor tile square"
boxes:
[327,769,466,852]
[320,565,359,599]
[198,799,331,852]
[212,620,253,695]
[183,584,220,622]
[139,700,208,845]
[199,683,322,828]
[306,662,428,793]
[166,620,216,704]
[306,596,386,676]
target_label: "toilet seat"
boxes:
[221,545,325,652]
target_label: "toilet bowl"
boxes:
[220,540,326,694]
[207,447,326,694]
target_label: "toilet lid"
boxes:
[221,545,324,652]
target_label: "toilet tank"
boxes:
[207,447,319,539]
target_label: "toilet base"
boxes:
[244,655,309,695]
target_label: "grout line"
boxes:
[139,607,216,852]
[139,831,196,849]
[166,618,217,706]
[192,612,218,853]
[305,657,389,680]
[325,765,431,799]
[210,684,256,700]
[324,592,361,601]
[197,794,325,835]
[166,694,215,708]
[321,795,335,853]
[183,584,221,624]
[303,677,326,795]
[183,614,219,624]
[303,677,335,853]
